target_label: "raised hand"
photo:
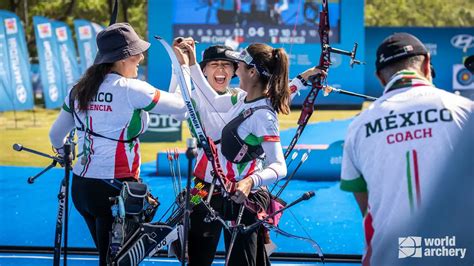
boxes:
[172,37,190,66]
[300,66,327,81]
[176,37,197,66]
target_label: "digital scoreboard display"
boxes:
[172,0,341,45]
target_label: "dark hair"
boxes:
[247,43,290,115]
[72,63,113,111]
[378,55,426,82]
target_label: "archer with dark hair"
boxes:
[170,38,324,265]
[49,23,188,265]
[173,38,325,265]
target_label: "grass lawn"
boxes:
[0,106,362,166]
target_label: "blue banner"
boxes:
[0,14,12,112]
[33,16,63,109]
[365,27,474,97]
[73,19,104,74]
[0,10,34,111]
[52,21,80,95]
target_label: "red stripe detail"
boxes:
[152,90,160,104]
[290,85,297,93]
[246,159,257,177]
[131,143,140,179]
[263,135,280,142]
[194,154,208,180]
[412,149,421,207]
[362,211,374,266]
[412,82,429,87]
[114,129,131,178]
[226,160,236,182]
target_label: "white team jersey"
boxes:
[64,73,173,179]
[192,87,280,183]
[340,71,473,264]
[189,64,306,183]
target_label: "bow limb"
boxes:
[284,0,330,159]
[267,224,325,262]
[109,0,119,26]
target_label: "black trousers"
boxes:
[71,174,133,266]
[188,187,271,266]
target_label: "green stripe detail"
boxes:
[243,134,263,146]
[398,70,417,76]
[143,101,157,111]
[231,94,238,105]
[340,176,367,192]
[406,151,415,212]
[127,110,142,139]
[237,161,248,175]
[62,102,72,113]
[390,79,413,90]
[143,92,159,111]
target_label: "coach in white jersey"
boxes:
[340,32,473,266]
[49,23,187,265]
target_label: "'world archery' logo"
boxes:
[78,25,92,40]
[450,34,474,51]
[37,23,52,39]
[399,236,422,258]
[4,18,17,35]
[55,27,68,42]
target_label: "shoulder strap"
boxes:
[241,105,275,119]
[68,88,139,144]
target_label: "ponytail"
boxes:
[266,48,290,114]
[72,63,113,111]
[247,44,290,114]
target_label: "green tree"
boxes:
[0,0,472,60]
[366,0,474,27]
[0,0,147,60]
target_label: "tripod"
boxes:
[13,140,74,266]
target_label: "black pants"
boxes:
[71,174,132,266]
[188,187,271,266]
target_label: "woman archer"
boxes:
[174,38,325,265]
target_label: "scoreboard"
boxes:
[148,0,365,106]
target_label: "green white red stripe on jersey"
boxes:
[405,149,421,213]
[384,70,432,94]
[143,90,160,111]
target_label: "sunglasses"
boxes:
[226,49,271,77]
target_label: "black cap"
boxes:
[376,33,429,72]
[94,22,150,65]
[199,45,238,71]
[465,55,474,74]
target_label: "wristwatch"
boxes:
[296,74,309,86]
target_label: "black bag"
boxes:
[122,182,148,215]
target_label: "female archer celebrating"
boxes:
[175,38,324,265]
[172,39,324,265]
[49,23,188,265]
